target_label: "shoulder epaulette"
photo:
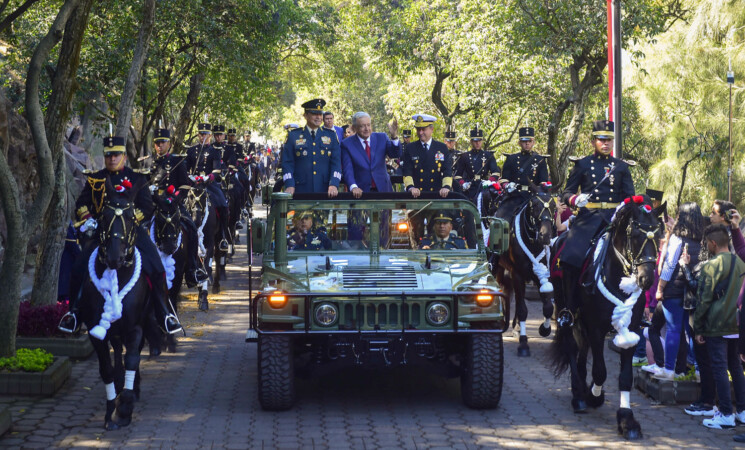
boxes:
[172,153,186,157]
[503,152,519,156]
[134,168,151,175]
[568,156,582,162]
[538,154,550,158]
[82,169,95,174]
[622,159,637,166]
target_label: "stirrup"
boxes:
[164,314,183,335]
[219,239,230,251]
[235,221,244,230]
[58,312,78,334]
[194,268,209,282]
[557,309,575,328]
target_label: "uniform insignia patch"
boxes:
[303,150,308,156]
[296,151,301,157]
[311,238,321,245]
[320,150,325,155]
[321,136,331,145]
[296,139,306,145]
[435,152,444,161]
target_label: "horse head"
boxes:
[153,185,184,255]
[525,183,557,246]
[98,176,143,270]
[185,182,208,226]
[609,195,664,290]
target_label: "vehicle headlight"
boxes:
[426,302,450,326]
[314,303,338,327]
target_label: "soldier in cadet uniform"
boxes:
[558,120,635,317]
[225,128,251,215]
[281,99,342,197]
[243,130,256,158]
[418,212,468,250]
[150,128,208,287]
[454,125,501,202]
[59,136,182,335]
[287,211,332,250]
[496,126,551,217]
[185,122,231,251]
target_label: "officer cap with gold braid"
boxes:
[213,124,226,134]
[444,125,456,142]
[197,122,212,134]
[519,127,535,141]
[412,113,437,128]
[302,98,326,114]
[432,211,454,222]
[103,136,126,155]
[646,188,663,203]
[470,125,484,141]
[402,129,412,138]
[154,128,170,142]
[591,120,614,139]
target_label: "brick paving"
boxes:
[1,223,742,448]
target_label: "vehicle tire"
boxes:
[461,333,503,409]
[258,334,295,410]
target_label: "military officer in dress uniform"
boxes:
[402,114,453,197]
[225,128,251,214]
[558,120,635,319]
[185,122,231,251]
[282,99,342,197]
[418,212,468,249]
[150,128,208,287]
[401,129,412,145]
[287,211,332,250]
[59,136,182,335]
[454,125,501,202]
[496,126,551,217]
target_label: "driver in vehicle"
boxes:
[288,211,332,250]
[418,212,468,250]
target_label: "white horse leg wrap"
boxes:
[620,391,630,409]
[519,321,527,336]
[124,370,136,391]
[543,318,551,329]
[201,280,208,291]
[591,383,603,397]
[105,382,116,401]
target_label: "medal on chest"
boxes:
[435,151,444,162]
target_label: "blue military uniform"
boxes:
[454,126,500,201]
[288,226,333,250]
[559,120,635,269]
[281,99,342,193]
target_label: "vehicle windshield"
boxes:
[276,197,482,252]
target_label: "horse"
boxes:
[480,185,557,356]
[145,188,189,353]
[549,195,663,440]
[78,177,151,430]
[184,182,218,309]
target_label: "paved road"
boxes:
[1,226,740,448]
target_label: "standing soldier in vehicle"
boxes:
[185,121,231,251]
[496,126,551,217]
[150,127,208,287]
[59,136,182,335]
[282,99,342,197]
[558,120,635,320]
[454,125,501,202]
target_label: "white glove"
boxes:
[462,182,471,191]
[149,185,157,193]
[575,193,591,208]
[481,180,492,188]
[505,182,517,193]
[80,218,98,233]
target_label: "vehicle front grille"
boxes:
[341,302,422,330]
[342,266,418,289]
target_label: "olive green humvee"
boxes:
[248,192,510,410]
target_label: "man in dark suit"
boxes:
[341,111,401,198]
[323,111,345,144]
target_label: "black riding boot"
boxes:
[179,215,208,287]
[217,205,231,251]
[557,265,581,329]
[58,239,96,333]
[136,227,182,334]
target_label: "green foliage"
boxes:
[0,348,54,372]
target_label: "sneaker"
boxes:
[653,368,675,381]
[641,364,662,374]
[632,356,648,367]
[685,403,718,416]
[703,412,735,429]
[735,410,745,424]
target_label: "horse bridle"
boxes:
[612,216,662,276]
[523,195,556,245]
[154,206,182,242]
[98,201,137,266]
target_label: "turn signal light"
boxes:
[397,223,409,231]
[268,292,287,309]
[475,290,494,307]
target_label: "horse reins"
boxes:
[611,216,661,276]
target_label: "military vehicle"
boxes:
[247,192,510,410]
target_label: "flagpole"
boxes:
[613,0,623,159]
[728,58,735,201]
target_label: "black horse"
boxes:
[145,190,189,353]
[78,178,151,430]
[480,186,557,356]
[550,196,663,440]
[184,183,217,309]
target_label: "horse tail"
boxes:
[549,319,586,378]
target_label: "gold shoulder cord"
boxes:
[88,177,106,214]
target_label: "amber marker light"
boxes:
[268,291,287,309]
[397,223,409,232]
[475,290,494,307]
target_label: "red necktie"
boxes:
[364,140,376,189]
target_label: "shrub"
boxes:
[16,300,69,338]
[0,348,54,372]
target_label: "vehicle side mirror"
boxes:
[488,218,510,255]
[251,219,266,254]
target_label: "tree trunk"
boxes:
[115,0,156,139]
[30,0,93,306]
[0,0,79,358]
[173,71,204,153]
